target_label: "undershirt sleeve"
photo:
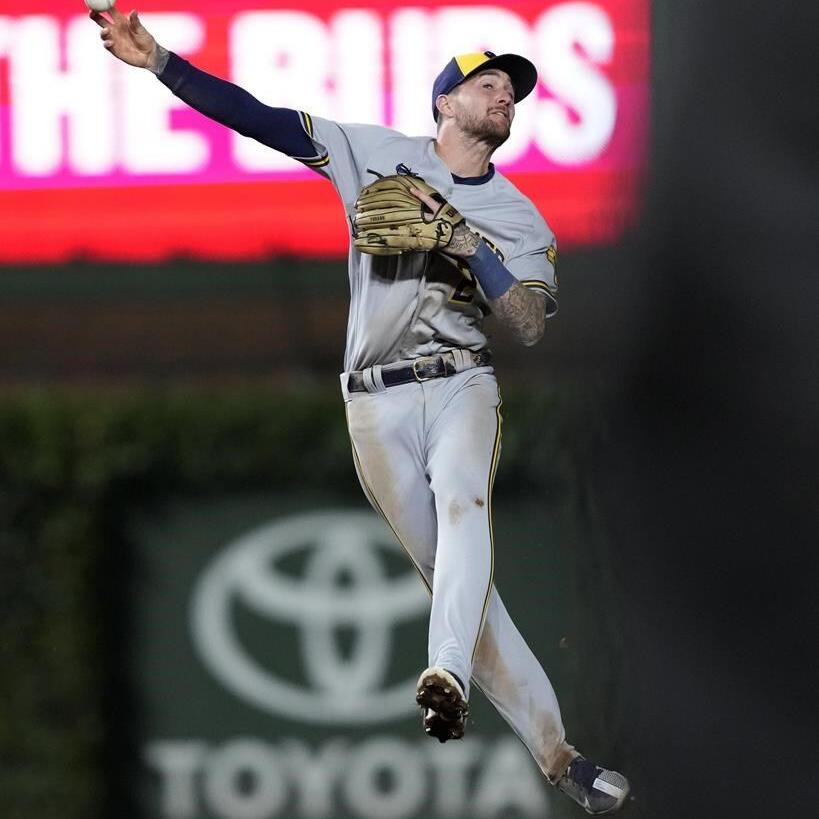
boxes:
[157,51,317,160]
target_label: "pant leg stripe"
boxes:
[471,391,503,663]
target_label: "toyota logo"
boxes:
[190,510,430,724]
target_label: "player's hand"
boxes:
[89,8,158,70]
[407,184,480,259]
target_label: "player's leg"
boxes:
[472,589,576,780]
[422,371,630,812]
[343,383,437,588]
[422,368,502,697]
[344,382,469,742]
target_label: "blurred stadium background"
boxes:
[0,2,815,819]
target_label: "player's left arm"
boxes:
[447,227,548,346]
[487,280,549,347]
[407,184,556,346]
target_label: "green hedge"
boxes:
[0,384,606,819]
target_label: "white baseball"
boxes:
[85,0,115,11]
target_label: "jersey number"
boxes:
[449,259,476,305]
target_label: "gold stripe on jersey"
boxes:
[296,111,330,168]
[299,111,314,138]
[520,279,554,296]
[302,154,330,168]
[345,406,433,596]
[471,390,503,664]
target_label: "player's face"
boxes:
[448,70,516,146]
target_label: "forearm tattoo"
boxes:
[490,283,547,346]
[448,224,480,257]
[148,45,170,76]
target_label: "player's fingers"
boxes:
[88,10,113,28]
[409,186,444,221]
[99,27,112,42]
[108,7,127,23]
[409,186,440,211]
[128,10,145,31]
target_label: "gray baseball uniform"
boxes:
[298,114,557,372]
[296,114,575,780]
[95,28,628,810]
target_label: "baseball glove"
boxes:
[352,175,465,255]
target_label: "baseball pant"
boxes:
[342,366,576,780]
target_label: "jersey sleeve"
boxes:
[158,53,317,159]
[295,114,401,208]
[504,211,559,318]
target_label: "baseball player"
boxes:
[91,9,630,814]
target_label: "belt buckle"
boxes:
[412,358,437,383]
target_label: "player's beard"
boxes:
[455,107,511,148]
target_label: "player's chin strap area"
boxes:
[343,349,492,395]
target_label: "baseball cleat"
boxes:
[415,666,468,743]
[556,756,630,815]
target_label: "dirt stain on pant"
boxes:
[532,708,577,782]
[473,623,519,709]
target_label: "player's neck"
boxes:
[433,134,495,179]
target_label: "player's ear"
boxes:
[438,94,458,119]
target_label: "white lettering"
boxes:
[389,9,436,136]
[344,738,426,819]
[9,15,115,175]
[144,740,207,819]
[426,739,482,817]
[332,12,384,123]
[145,735,550,819]
[472,737,548,817]
[119,14,208,174]
[0,5,627,180]
[281,739,349,818]
[203,738,286,819]
[534,3,616,163]
[230,12,330,171]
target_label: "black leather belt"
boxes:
[347,350,492,393]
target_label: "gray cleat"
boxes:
[556,756,630,814]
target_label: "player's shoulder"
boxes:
[311,118,430,166]
[491,169,556,241]
[307,115,407,142]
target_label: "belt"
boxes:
[347,350,492,393]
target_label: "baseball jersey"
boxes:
[297,116,558,373]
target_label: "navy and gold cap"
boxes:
[431,51,538,121]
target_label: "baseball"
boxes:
[85,0,115,11]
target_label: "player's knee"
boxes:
[436,492,489,527]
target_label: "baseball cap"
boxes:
[431,51,538,121]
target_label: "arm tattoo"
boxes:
[490,283,547,346]
[148,45,170,76]
[447,224,480,257]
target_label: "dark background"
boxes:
[2,2,817,818]
[595,3,818,817]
